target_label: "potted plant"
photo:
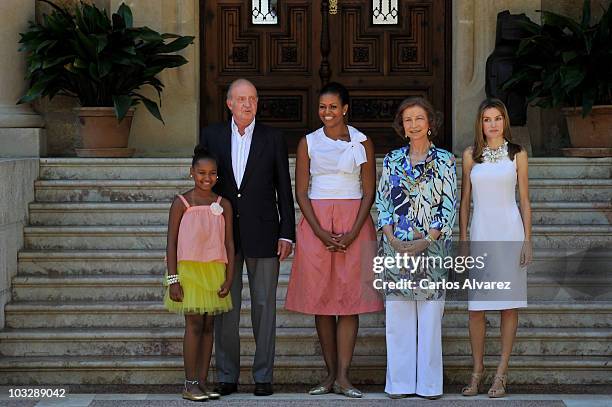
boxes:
[18,0,194,157]
[502,0,612,156]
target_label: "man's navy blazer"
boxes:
[199,121,296,258]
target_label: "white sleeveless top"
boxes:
[306,125,368,199]
[470,156,524,242]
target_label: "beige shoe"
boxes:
[487,374,508,398]
[198,385,220,400]
[183,379,209,402]
[308,382,333,395]
[182,390,209,402]
[332,382,363,398]
[461,369,486,396]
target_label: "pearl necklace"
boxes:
[482,141,508,163]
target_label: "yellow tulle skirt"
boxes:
[164,261,232,315]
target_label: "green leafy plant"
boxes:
[17,0,194,122]
[502,0,612,116]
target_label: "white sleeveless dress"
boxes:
[468,154,528,311]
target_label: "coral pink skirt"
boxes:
[285,199,384,315]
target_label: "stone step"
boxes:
[5,301,611,329]
[18,250,169,276]
[528,202,612,225]
[16,249,298,276]
[0,327,609,358]
[38,157,612,180]
[20,239,608,275]
[28,202,172,226]
[22,225,612,250]
[27,201,612,226]
[524,275,612,302]
[458,158,612,179]
[0,354,609,385]
[17,248,611,276]
[39,158,193,180]
[10,275,290,302]
[34,179,189,202]
[11,274,612,302]
[33,178,612,202]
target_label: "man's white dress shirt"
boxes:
[231,117,255,188]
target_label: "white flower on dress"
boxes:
[210,202,224,216]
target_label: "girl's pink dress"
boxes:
[164,194,232,314]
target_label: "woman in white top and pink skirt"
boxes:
[285,82,384,398]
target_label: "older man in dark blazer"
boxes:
[199,78,295,396]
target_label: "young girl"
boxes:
[164,145,235,401]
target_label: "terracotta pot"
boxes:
[562,105,612,148]
[75,107,135,157]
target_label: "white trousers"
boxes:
[384,299,445,396]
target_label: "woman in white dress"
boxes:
[459,98,532,398]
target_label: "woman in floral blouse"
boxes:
[375,96,457,399]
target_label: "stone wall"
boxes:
[452,0,611,156]
[34,0,198,157]
[544,0,611,22]
[0,159,38,328]
[452,0,542,156]
[110,0,199,157]
[530,0,612,156]
[0,0,41,129]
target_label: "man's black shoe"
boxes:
[214,382,237,395]
[253,382,273,396]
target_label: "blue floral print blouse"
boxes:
[375,143,458,300]
[376,143,457,242]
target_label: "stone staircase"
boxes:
[0,157,611,386]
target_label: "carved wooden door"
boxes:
[200,0,451,152]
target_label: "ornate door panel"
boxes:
[200,0,319,151]
[328,0,450,151]
[200,0,451,152]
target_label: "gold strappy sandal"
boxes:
[488,374,508,398]
[461,369,486,396]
